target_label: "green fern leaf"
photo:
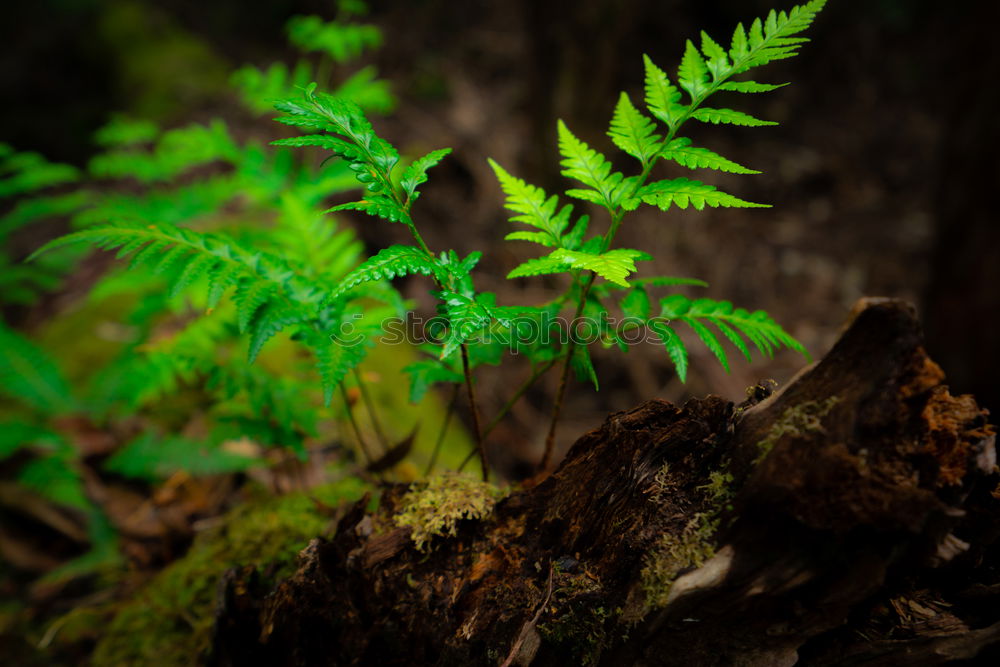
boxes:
[660,137,759,174]
[709,317,753,362]
[700,31,730,80]
[333,245,444,297]
[649,320,689,382]
[235,281,278,332]
[504,231,558,247]
[659,295,806,369]
[556,120,623,211]
[624,177,768,211]
[31,220,329,308]
[678,40,711,99]
[643,55,687,130]
[489,159,571,243]
[620,287,651,320]
[570,343,599,390]
[549,248,651,287]
[403,359,464,403]
[270,134,367,162]
[329,198,407,224]
[717,80,788,94]
[728,1,827,74]
[506,255,570,279]
[608,93,661,164]
[401,148,452,201]
[691,107,777,127]
[680,315,730,372]
[247,304,306,363]
[275,87,399,193]
[0,323,75,414]
[305,326,374,407]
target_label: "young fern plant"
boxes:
[490,0,825,467]
[270,0,826,476]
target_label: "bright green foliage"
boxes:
[624,178,768,211]
[549,248,651,287]
[334,245,449,296]
[608,93,662,165]
[0,145,90,304]
[286,14,381,63]
[491,0,824,382]
[0,2,405,593]
[232,6,394,116]
[660,137,759,175]
[0,321,76,415]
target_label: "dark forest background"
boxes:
[3,0,997,460]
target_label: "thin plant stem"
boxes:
[424,384,459,477]
[460,343,488,481]
[340,383,374,465]
[353,367,389,452]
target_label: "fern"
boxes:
[333,245,447,297]
[549,248,651,287]
[660,137,759,175]
[0,323,76,415]
[624,178,768,211]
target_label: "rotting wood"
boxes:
[212,299,999,666]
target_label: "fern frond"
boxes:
[678,40,711,100]
[489,159,572,244]
[691,107,777,127]
[608,93,661,165]
[624,178,768,211]
[727,1,828,75]
[247,303,308,363]
[717,80,788,94]
[401,148,452,202]
[556,120,623,211]
[0,323,75,414]
[506,255,570,279]
[660,137,759,174]
[332,245,445,297]
[649,320,689,382]
[504,231,558,247]
[31,220,329,308]
[304,322,374,407]
[643,55,686,130]
[656,295,807,377]
[274,86,399,195]
[403,359,464,404]
[328,198,407,224]
[549,248,651,287]
[286,15,382,63]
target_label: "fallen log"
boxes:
[212,299,999,666]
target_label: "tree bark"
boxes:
[212,298,999,666]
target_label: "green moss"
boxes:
[755,396,841,463]
[639,514,718,611]
[538,570,618,666]
[90,479,370,667]
[393,472,502,552]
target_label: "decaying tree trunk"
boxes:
[212,299,999,666]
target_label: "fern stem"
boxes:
[540,65,736,468]
[353,367,389,453]
[424,384,459,476]
[340,382,375,465]
[460,343,489,481]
